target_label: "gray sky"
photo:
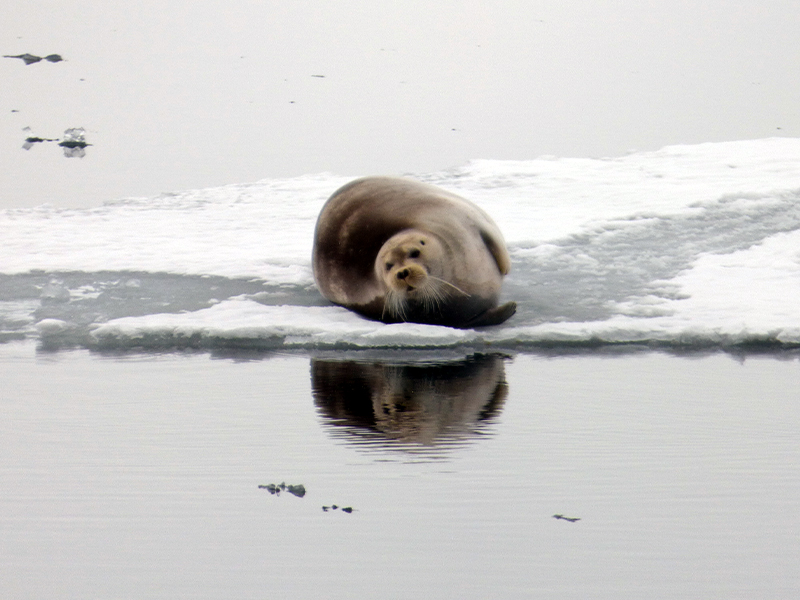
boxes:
[2,0,798,208]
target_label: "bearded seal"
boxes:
[312,176,516,328]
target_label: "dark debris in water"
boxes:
[257,482,355,513]
[552,514,581,523]
[4,53,64,65]
[322,505,354,513]
[22,127,91,157]
[24,136,58,145]
[258,482,306,498]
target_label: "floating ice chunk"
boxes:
[36,318,70,334]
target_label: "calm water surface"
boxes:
[2,342,798,599]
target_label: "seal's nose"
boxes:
[397,269,409,280]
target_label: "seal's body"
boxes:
[312,176,515,328]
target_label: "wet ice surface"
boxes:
[2,138,800,351]
[1,343,798,599]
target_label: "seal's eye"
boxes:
[409,249,420,258]
[419,240,425,245]
[385,262,393,271]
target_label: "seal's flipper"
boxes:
[480,229,512,275]
[463,301,516,328]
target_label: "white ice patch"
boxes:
[4,139,800,279]
[90,298,480,348]
[4,138,800,349]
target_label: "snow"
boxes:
[3,138,800,350]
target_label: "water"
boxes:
[2,342,798,599]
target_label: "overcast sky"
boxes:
[2,0,798,208]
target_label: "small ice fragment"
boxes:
[40,280,70,303]
[36,319,69,334]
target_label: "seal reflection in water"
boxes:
[312,176,516,327]
[310,354,508,448]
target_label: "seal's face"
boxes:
[376,230,437,294]
[375,230,451,320]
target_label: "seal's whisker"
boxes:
[428,276,471,297]
[419,281,449,314]
[384,290,408,321]
[429,290,444,313]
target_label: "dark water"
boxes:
[2,342,798,599]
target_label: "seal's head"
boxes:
[375,229,465,320]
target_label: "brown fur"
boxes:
[312,176,515,328]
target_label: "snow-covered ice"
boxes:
[2,138,800,350]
